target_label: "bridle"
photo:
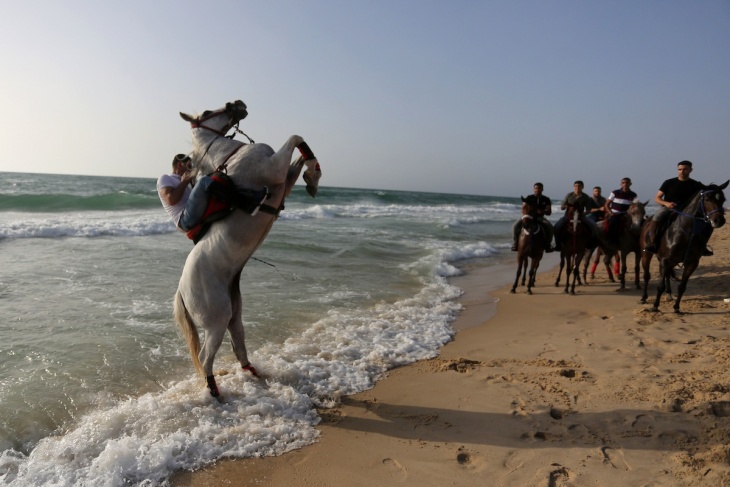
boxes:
[191,107,255,173]
[672,189,725,223]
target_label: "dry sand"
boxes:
[173,225,730,487]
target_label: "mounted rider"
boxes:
[643,160,712,256]
[511,182,554,252]
[553,180,596,252]
[603,177,639,243]
[586,186,606,223]
[157,154,215,231]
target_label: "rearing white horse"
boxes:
[173,100,321,398]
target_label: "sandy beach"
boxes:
[173,224,729,487]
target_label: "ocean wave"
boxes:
[0,193,160,213]
[0,211,175,239]
[280,202,520,223]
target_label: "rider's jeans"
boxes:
[178,176,214,231]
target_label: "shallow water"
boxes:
[0,172,522,486]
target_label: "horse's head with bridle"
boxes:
[627,200,649,231]
[697,181,728,229]
[180,100,248,135]
[179,100,252,176]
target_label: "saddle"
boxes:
[185,172,272,244]
[601,214,626,243]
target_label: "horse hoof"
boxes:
[510,289,516,294]
[242,364,261,378]
[206,375,221,398]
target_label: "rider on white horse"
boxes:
[157,153,221,231]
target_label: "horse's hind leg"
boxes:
[200,326,227,397]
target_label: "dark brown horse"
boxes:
[591,201,648,290]
[640,182,727,313]
[554,205,592,294]
[511,197,547,294]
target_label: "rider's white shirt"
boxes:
[157,173,190,226]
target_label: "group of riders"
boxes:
[510,160,713,257]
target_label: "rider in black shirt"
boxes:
[643,160,710,255]
[511,182,554,252]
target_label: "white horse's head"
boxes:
[179,100,248,134]
[179,100,250,176]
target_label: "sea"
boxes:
[0,172,523,486]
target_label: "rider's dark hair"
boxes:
[678,160,693,168]
[534,182,543,189]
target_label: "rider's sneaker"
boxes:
[511,243,518,251]
[643,244,657,253]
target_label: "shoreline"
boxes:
[172,226,729,486]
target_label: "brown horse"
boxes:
[640,182,727,313]
[591,201,648,290]
[511,197,547,294]
[554,205,592,294]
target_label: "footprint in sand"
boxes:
[532,463,573,487]
[631,414,654,435]
[600,446,631,471]
[382,458,408,482]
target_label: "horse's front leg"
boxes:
[555,255,565,287]
[640,252,652,304]
[617,250,628,291]
[571,254,583,295]
[673,262,698,314]
[632,250,641,289]
[652,262,670,311]
[564,254,573,294]
[511,257,524,293]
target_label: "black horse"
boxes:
[640,181,728,313]
[511,197,547,294]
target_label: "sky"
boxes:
[0,0,728,199]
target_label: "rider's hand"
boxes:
[181,171,194,186]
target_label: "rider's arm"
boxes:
[654,189,674,209]
[160,173,193,206]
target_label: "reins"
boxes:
[669,190,722,222]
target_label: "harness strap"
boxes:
[258,203,285,218]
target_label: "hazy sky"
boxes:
[1,1,728,198]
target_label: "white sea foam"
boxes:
[0,211,174,239]
[1,256,463,486]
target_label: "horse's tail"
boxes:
[173,290,204,377]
